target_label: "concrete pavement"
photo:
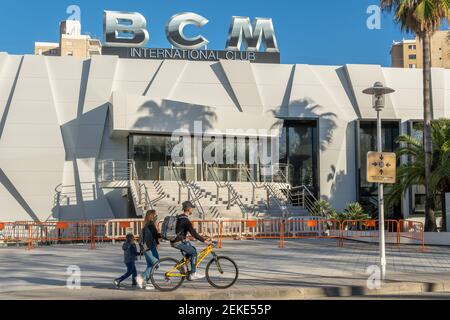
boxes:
[1,239,450,300]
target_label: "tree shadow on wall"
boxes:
[50,105,119,222]
[133,99,218,133]
[321,121,360,212]
[273,97,337,152]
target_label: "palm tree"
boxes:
[381,0,450,231]
[387,119,450,231]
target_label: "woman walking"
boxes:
[137,210,161,290]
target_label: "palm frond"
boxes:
[381,0,450,33]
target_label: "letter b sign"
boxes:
[104,11,149,47]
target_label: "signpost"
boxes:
[362,82,395,281]
[366,150,397,281]
[367,152,396,184]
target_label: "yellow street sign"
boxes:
[367,152,397,184]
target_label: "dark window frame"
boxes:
[278,118,320,198]
[356,119,402,218]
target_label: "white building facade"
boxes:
[0,52,446,222]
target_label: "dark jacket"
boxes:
[122,241,139,264]
[172,214,205,243]
[140,222,161,252]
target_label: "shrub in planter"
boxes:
[343,202,372,230]
[344,202,371,221]
[309,200,336,218]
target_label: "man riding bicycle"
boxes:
[170,201,211,281]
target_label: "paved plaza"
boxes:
[1,239,450,299]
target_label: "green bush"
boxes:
[343,202,372,221]
[309,201,372,221]
[309,200,336,218]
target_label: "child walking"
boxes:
[114,233,140,288]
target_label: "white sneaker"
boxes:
[136,275,145,289]
[190,272,205,281]
[145,284,155,291]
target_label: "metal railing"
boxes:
[240,165,291,217]
[204,165,251,183]
[288,185,320,216]
[130,160,153,213]
[239,164,319,218]
[206,164,249,219]
[169,162,207,220]
[98,160,131,182]
[97,160,153,216]
[260,163,292,184]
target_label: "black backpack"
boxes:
[161,216,180,241]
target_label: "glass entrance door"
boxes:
[131,135,195,181]
[279,120,318,194]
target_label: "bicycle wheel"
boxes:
[206,256,239,289]
[150,257,186,292]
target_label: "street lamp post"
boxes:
[363,82,395,281]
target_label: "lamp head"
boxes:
[362,82,395,112]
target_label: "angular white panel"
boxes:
[0,55,65,221]
[0,184,32,221]
[144,60,188,98]
[0,56,23,127]
[252,63,293,111]
[112,58,163,95]
[170,61,239,108]
[345,64,397,119]
[219,59,264,114]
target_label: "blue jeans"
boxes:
[142,247,160,282]
[116,262,137,285]
[173,241,198,274]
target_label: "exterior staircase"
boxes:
[98,160,153,217]
[97,160,317,220]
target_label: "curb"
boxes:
[149,280,450,300]
[2,280,450,300]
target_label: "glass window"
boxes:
[358,121,401,219]
[408,121,442,215]
[132,135,192,181]
[279,120,318,196]
[130,124,319,189]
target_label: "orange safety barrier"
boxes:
[282,219,343,248]
[246,220,257,228]
[220,219,283,241]
[0,218,425,253]
[341,220,399,244]
[397,220,425,252]
[340,220,424,252]
[307,220,318,228]
[119,222,131,229]
[191,220,221,241]
[56,222,69,230]
[106,219,146,242]
[0,220,110,250]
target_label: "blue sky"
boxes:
[0,0,418,66]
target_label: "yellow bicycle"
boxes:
[150,242,239,292]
